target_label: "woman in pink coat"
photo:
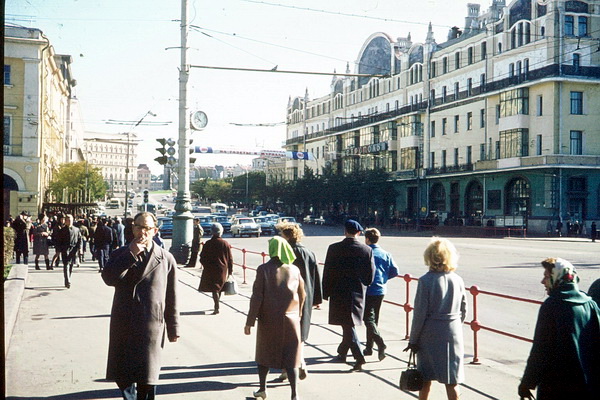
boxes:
[244,236,306,400]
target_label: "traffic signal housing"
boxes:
[154,138,168,165]
[189,139,196,164]
[143,189,149,203]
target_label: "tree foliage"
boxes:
[47,162,107,203]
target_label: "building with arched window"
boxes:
[284,0,600,235]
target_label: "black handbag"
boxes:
[399,350,424,391]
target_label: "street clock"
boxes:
[190,110,208,130]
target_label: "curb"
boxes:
[4,264,28,356]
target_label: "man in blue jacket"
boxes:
[363,228,399,361]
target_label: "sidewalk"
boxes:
[5,257,524,399]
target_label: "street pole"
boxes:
[170,0,193,264]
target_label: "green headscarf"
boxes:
[268,236,296,265]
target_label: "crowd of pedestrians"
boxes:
[7,210,600,400]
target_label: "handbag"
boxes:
[399,350,424,391]
[223,275,239,296]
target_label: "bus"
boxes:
[106,198,122,209]
[210,202,228,215]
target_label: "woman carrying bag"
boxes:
[198,223,233,315]
[404,237,467,400]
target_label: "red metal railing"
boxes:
[228,246,542,364]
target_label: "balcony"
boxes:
[426,163,474,175]
[474,155,600,171]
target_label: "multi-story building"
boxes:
[252,156,287,184]
[83,132,138,197]
[3,25,79,220]
[136,164,151,193]
[284,0,600,235]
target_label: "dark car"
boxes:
[198,216,213,235]
[255,216,275,235]
[210,215,231,233]
[158,217,173,239]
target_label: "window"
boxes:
[454,115,460,133]
[442,86,447,103]
[431,61,436,78]
[565,15,574,36]
[431,121,436,138]
[509,63,515,77]
[536,134,542,155]
[454,82,460,99]
[467,112,473,130]
[481,42,487,60]
[442,118,447,135]
[4,116,11,147]
[578,16,588,36]
[3,65,10,85]
[480,73,486,89]
[573,53,580,71]
[430,89,436,105]
[523,59,529,79]
[430,183,446,212]
[442,150,447,168]
[570,91,583,114]
[430,152,436,169]
[500,88,529,117]
[468,47,473,65]
[480,143,485,161]
[525,23,531,44]
[505,178,530,215]
[442,57,448,74]
[570,130,583,155]
[455,52,460,69]
[466,146,472,164]
[454,148,459,166]
[401,147,418,170]
[499,128,529,158]
[480,108,485,128]
[467,78,472,96]
[496,104,500,124]
[495,140,500,159]
[537,95,543,116]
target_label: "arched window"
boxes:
[465,180,483,217]
[430,183,446,212]
[505,177,530,215]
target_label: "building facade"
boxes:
[284,0,600,235]
[137,164,151,193]
[83,132,138,198]
[3,25,79,220]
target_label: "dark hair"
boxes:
[364,228,380,243]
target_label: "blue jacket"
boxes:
[366,244,399,296]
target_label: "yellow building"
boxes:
[285,0,600,235]
[4,25,76,220]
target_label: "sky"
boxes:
[7,0,488,174]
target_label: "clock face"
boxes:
[191,111,207,130]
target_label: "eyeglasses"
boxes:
[134,224,156,231]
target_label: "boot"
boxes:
[16,255,21,264]
[35,260,40,270]
[24,256,28,266]
[46,259,52,270]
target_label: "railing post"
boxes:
[402,273,414,340]
[469,285,481,364]
[242,248,247,284]
[261,252,267,264]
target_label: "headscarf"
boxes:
[550,258,579,287]
[211,222,223,237]
[268,236,296,265]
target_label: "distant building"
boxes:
[137,164,151,193]
[284,0,600,234]
[3,25,79,219]
[83,132,138,197]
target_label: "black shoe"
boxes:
[212,309,220,315]
[65,283,71,289]
[35,266,41,270]
[352,359,365,371]
[378,348,386,361]
[334,354,347,363]
[363,347,373,356]
[47,267,54,270]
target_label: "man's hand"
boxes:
[244,325,251,335]
[518,383,534,399]
[168,335,179,343]
[129,238,146,257]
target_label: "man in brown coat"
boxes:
[198,223,233,314]
[102,212,179,400]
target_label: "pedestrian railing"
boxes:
[227,245,542,364]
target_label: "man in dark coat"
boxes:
[53,214,82,288]
[11,211,31,265]
[199,223,233,314]
[322,219,375,371]
[94,218,114,272]
[102,212,179,400]
[184,217,204,268]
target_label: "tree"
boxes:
[47,162,107,203]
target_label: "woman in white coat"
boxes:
[405,237,467,400]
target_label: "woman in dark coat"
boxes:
[519,258,600,400]
[12,211,31,265]
[32,214,51,270]
[244,236,306,400]
[278,222,320,380]
[198,223,233,314]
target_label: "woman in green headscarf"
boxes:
[245,236,306,400]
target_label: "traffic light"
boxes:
[143,189,149,203]
[154,138,168,165]
[189,139,196,164]
[167,138,177,166]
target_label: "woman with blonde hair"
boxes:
[404,237,467,400]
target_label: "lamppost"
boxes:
[124,110,156,218]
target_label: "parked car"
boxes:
[254,216,276,235]
[277,216,301,227]
[303,215,325,225]
[231,217,261,238]
[198,216,214,235]
[209,215,231,233]
[158,217,173,239]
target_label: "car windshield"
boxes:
[238,218,254,224]
[255,217,266,222]
[280,217,296,223]
[199,217,209,222]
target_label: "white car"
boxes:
[231,217,261,238]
